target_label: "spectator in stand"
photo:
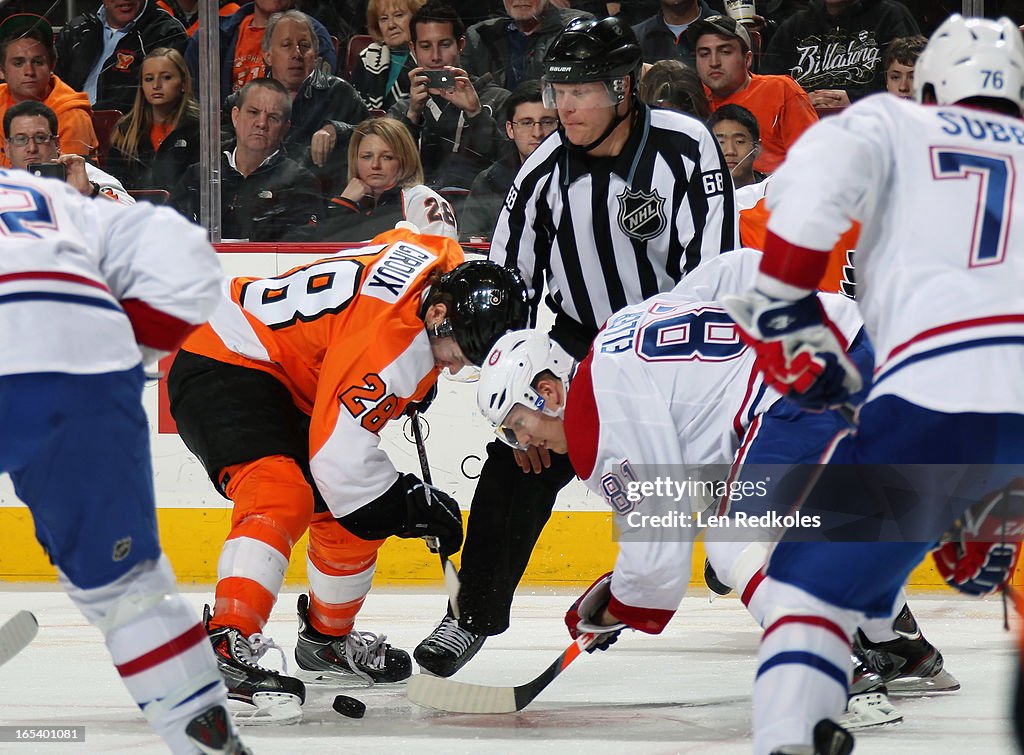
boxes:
[55,0,188,114]
[461,0,592,91]
[390,2,510,190]
[222,10,369,195]
[351,0,427,111]
[638,58,710,118]
[106,48,199,192]
[183,0,337,104]
[707,103,763,188]
[156,0,241,35]
[461,79,557,240]
[633,0,716,66]
[691,14,816,174]
[4,100,134,203]
[762,0,919,108]
[0,14,97,166]
[882,34,926,100]
[172,78,323,241]
[317,116,459,241]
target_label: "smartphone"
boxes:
[27,162,66,181]
[423,69,456,90]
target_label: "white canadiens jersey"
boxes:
[0,170,222,377]
[767,94,1024,414]
[563,250,862,626]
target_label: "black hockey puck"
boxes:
[333,694,366,719]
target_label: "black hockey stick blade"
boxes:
[0,611,38,667]
[407,632,595,713]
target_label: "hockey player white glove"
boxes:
[565,572,629,653]
[721,290,861,411]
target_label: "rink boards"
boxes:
[0,244,973,589]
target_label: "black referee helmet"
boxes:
[542,16,643,105]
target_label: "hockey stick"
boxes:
[0,611,38,668]
[408,631,596,713]
[409,410,462,621]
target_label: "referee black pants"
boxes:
[457,439,576,635]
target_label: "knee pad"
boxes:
[62,554,180,633]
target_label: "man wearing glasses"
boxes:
[460,79,557,240]
[2,100,133,204]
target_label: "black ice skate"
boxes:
[294,594,412,684]
[854,603,960,694]
[414,614,486,677]
[203,605,305,724]
[704,558,732,596]
[185,704,252,754]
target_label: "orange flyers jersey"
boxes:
[736,178,858,297]
[182,229,465,517]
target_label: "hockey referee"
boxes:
[415,15,739,675]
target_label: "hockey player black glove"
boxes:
[337,472,463,556]
[398,473,463,556]
[405,383,438,416]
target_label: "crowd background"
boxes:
[0,0,1021,244]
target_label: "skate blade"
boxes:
[839,691,903,731]
[887,668,961,695]
[229,692,302,725]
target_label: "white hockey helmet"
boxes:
[477,329,569,450]
[914,14,1024,112]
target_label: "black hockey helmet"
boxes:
[431,260,530,366]
[543,16,643,88]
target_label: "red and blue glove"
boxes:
[933,484,1024,597]
[721,290,862,411]
[565,572,629,653]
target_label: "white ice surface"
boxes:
[0,587,1018,754]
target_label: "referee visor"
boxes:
[542,77,628,109]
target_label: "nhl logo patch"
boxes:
[617,187,666,241]
[112,537,132,562]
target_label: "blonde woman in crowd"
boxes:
[107,48,200,192]
[317,116,458,241]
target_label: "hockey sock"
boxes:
[213,455,315,635]
[63,556,233,754]
[753,578,862,755]
[705,538,773,624]
[306,511,385,636]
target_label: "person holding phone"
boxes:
[3,100,134,204]
[390,1,510,190]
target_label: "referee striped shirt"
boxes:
[489,104,738,356]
